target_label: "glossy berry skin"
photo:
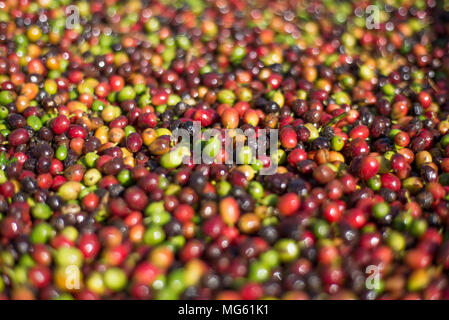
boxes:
[8,128,29,146]
[394,132,410,147]
[67,125,87,139]
[349,125,370,140]
[152,90,168,106]
[345,208,367,229]
[174,204,195,222]
[28,266,52,289]
[391,154,408,172]
[358,156,379,180]
[78,233,100,260]
[241,283,264,300]
[280,126,298,149]
[219,197,240,226]
[221,108,239,129]
[126,132,143,153]
[287,148,307,166]
[350,138,370,157]
[277,193,301,216]
[418,91,432,108]
[82,193,99,212]
[124,186,148,211]
[0,217,22,238]
[133,262,159,285]
[322,202,342,223]
[203,215,225,239]
[340,174,357,194]
[51,115,70,134]
[381,173,401,192]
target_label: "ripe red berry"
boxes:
[124,186,148,211]
[381,173,401,192]
[67,125,87,139]
[82,193,100,212]
[277,193,301,216]
[345,208,367,229]
[51,115,70,134]
[418,91,432,108]
[358,156,379,180]
[0,217,22,239]
[349,125,370,140]
[133,261,159,285]
[78,233,100,259]
[323,201,342,223]
[241,283,264,300]
[8,128,29,146]
[28,266,51,289]
[152,90,168,106]
[126,132,143,153]
[174,204,195,222]
[350,138,370,157]
[287,148,307,166]
[280,126,298,149]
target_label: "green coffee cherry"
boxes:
[31,203,53,220]
[274,239,299,262]
[104,267,127,291]
[55,247,84,267]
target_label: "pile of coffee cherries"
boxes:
[0,0,449,300]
